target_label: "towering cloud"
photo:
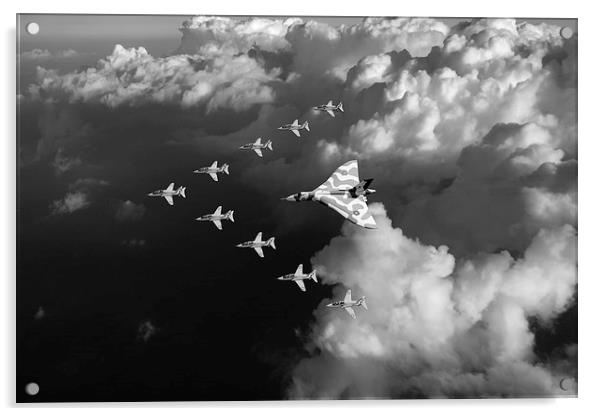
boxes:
[289,204,576,399]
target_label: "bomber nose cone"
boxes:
[281,194,295,202]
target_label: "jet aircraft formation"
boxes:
[146,100,373,319]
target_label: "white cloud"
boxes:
[50,191,90,215]
[290,203,576,398]
[49,177,109,216]
[30,44,281,112]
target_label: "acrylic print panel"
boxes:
[16,14,577,402]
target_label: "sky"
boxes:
[17,14,577,402]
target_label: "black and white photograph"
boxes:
[16,12,577,402]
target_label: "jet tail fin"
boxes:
[310,270,318,283]
[303,121,310,132]
[268,237,276,250]
[360,296,368,310]
[337,102,344,112]
[222,164,230,175]
[266,140,273,151]
[178,186,186,198]
[227,210,235,223]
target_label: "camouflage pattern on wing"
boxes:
[315,192,377,229]
[315,160,359,192]
[313,160,377,229]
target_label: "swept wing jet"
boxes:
[147,182,186,206]
[276,264,318,292]
[236,232,276,258]
[326,289,368,319]
[196,206,234,230]
[313,100,344,118]
[278,119,310,138]
[193,161,230,182]
[281,160,377,229]
[239,138,273,157]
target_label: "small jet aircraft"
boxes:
[147,182,186,206]
[239,138,273,157]
[326,289,368,319]
[313,100,344,118]
[278,119,310,138]
[196,206,234,230]
[193,161,229,182]
[236,232,276,258]
[276,264,318,292]
[281,160,377,229]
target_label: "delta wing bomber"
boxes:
[281,160,377,229]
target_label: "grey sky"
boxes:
[18,14,577,58]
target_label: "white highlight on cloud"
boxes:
[338,22,575,174]
[290,203,576,399]
[30,44,280,112]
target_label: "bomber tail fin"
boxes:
[337,102,344,112]
[303,121,310,132]
[222,164,230,175]
[266,140,273,151]
[268,237,276,250]
[309,270,318,283]
[178,186,186,198]
[227,210,235,223]
[359,296,368,310]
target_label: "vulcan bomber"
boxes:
[196,206,234,230]
[281,160,377,229]
[193,161,229,182]
[235,232,276,258]
[276,264,318,292]
[147,182,186,206]
[326,289,368,319]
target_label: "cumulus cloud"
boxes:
[289,203,576,399]
[115,200,146,222]
[29,44,281,112]
[122,238,146,248]
[137,320,157,342]
[34,306,45,320]
[21,48,78,61]
[49,177,109,216]
[50,191,90,215]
